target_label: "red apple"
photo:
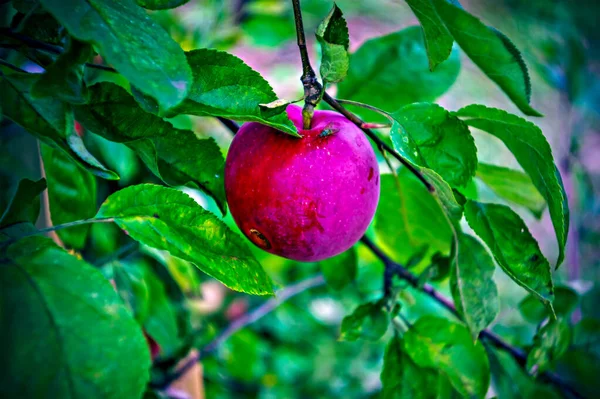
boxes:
[225,105,380,261]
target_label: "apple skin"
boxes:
[225,104,380,261]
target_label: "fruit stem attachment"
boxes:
[291,0,323,129]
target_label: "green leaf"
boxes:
[405,0,454,70]
[450,233,499,339]
[172,49,298,137]
[135,0,189,10]
[338,26,459,114]
[316,3,350,84]
[527,319,571,375]
[39,0,193,112]
[488,347,562,399]
[111,261,150,324]
[381,336,456,399]
[456,105,568,267]
[0,70,119,180]
[11,12,64,45]
[75,83,226,213]
[0,178,46,228]
[430,0,540,116]
[476,163,546,219]
[31,38,92,104]
[40,144,96,249]
[519,286,579,324]
[96,184,273,296]
[404,316,490,398]
[320,246,357,291]
[422,168,465,224]
[375,171,452,264]
[0,236,150,398]
[393,103,477,187]
[339,300,388,341]
[464,200,554,307]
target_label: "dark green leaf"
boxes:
[31,38,92,104]
[405,0,454,70]
[381,336,456,399]
[375,171,452,264]
[450,233,499,339]
[75,83,226,213]
[476,163,546,219]
[316,3,350,84]
[111,261,150,324]
[172,49,298,137]
[418,252,451,285]
[0,236,150,398]
[488,347,562,399]
[135,0,189,10]
[338,26,460,113]
[519,286,579,324]
[0,178,46,228]
[0,71,118,180]
[527,319,571,375]
[320,246,357,291]
[40,144,96,249]
[339,300,388,341]
[404,316,490,398]
[393,103,477,187]
[96,184,273,295]
[431,0,540,116]
[464,200,554,307]
[456,105,568,267]
[39,0,193,111]
[10,12,64,45]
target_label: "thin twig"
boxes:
[217,117,240,134]
[360,235,583,399]
[322,92,434,192]
[291,0,323,129]
[154,274,326,389]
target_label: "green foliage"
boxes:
[527,319,571,375]
[0,236,150,398]
[135,0,189,10]
[339,300,388,341]
[476,163,546,218]
[465,201,554,307]
[316,4,350,84]
[456,105,569,267]
[41,144,96,249]
[421,0,540,116]
[381,336,456,398]
[519,286,579,324]
[74,83,226,212]
[172,49,298,137]
[393,103,477,187]
[97,184,273,295]
[403,316,490,398]
[39,0,193,112]
[338,26,460,113]
[320,246,357,290]
[31,38,92,104]
[0,71,118,179]
[375,171,452,264]
[0,178,45,228]
[450,233,499,339]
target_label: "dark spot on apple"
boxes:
[249,228,272,249]
[368,168,374,181]
[360,187,365,194]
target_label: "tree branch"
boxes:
[322,92,434,192]
[154,274,326,389]
[360,235,583,399]
[291,0,323,129]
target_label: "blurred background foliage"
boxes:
[1,0,598,398]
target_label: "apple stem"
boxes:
[291,0,323,129]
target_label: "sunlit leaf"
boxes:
[316,4,350,84]
[340,300,388,341]
[97,184,273,295]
